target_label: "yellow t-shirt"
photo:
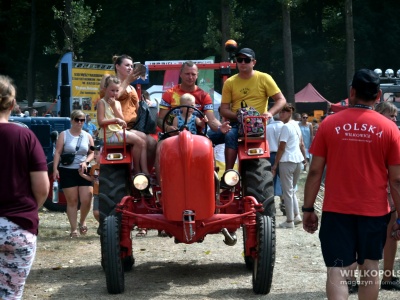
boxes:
[221,70,281,115]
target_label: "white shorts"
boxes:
[106,131,124,144]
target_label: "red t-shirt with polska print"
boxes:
[310,108,400,216]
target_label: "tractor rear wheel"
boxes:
[252,214,276,294]
[98,164,131,227]
[242,159,275,218]
[103,215,124,294]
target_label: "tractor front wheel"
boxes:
[252,214,276,294]
[103,215,125,294]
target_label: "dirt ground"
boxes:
[23,173,399,299]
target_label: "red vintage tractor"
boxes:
[98,41,276,294]
[98,103,276,295]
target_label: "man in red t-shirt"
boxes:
[158,61,231,144]
[303,69,400,299]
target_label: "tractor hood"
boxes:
[158,130,215,221]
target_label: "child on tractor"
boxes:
[171,93,208,134]
[97,75,149,175]
[78,145,101,223]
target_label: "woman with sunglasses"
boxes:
[299,113,313,173]
[53,110,95,238]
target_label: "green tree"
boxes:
[345,0,354,95]
[281,0,295,104]
[27,0,37,106]
[203,0,243,61]
[280,0,307,105]
[2,0,400,106]
[44,0,101,59]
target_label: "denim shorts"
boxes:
[224,123,239,150]
[206,129,225,146]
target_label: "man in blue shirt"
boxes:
[83,114,98,137]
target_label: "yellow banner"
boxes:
[71,68,112,126]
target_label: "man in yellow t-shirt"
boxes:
[220,48,287,169]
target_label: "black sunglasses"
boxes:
[236,57,252,64]
[74,118,85,123]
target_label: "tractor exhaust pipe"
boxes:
[221,228,237,246]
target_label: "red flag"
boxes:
[162,70,180,91]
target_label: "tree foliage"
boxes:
[43,0,101,58]
[203,0,243,54]
[1,0,400,105]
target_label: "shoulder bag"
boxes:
[133,100,157,134]
[236,100,264,137]
[60,133,83,166]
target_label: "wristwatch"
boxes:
[396,218,400,225]
[302,206,315,213]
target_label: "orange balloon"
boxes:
[225,39,237,47]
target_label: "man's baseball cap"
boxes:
[351,69,380,99]
[235,48,255,59]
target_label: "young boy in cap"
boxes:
[79,145,101,223]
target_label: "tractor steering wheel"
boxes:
[162,105,208,137]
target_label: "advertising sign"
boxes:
[71,67,113,127]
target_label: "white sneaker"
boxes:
[278,221,294,229]
[294,215,303,225]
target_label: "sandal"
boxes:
[136,228,147,237]
[79,223,88,235]
[70,231,79,238]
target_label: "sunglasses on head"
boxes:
[236,57,252,64]
[74,118,85,123]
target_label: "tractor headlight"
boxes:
[222,170,240,187]
[133,174,149,190]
